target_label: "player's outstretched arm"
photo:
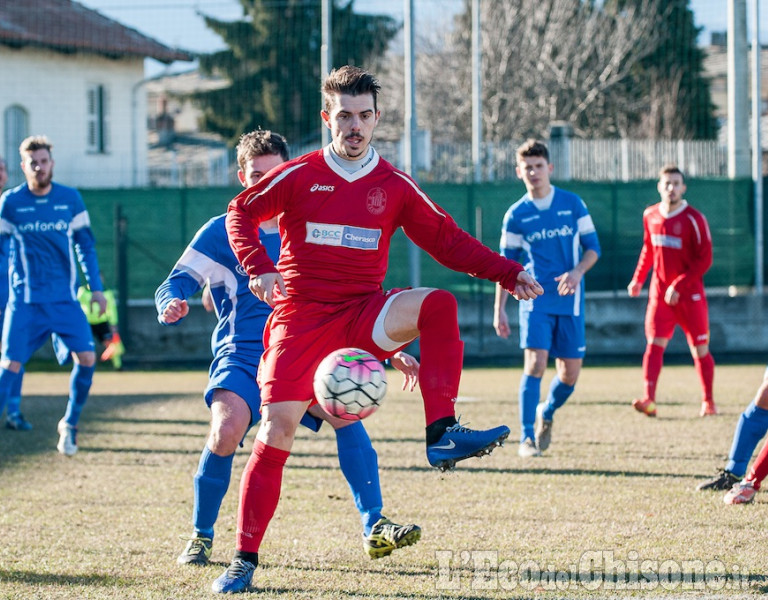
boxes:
[389,351,419,391]
[511,271,543,301]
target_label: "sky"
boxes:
[77,0,748,77]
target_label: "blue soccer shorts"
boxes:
[205,353,322,433]
[518,310,586,359]
[2,300,95,364]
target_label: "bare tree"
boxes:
[413,0,670,143]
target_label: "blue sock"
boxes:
[0,369,22,416]
[335,421,382,536]
[5,367,24,415]
[192,446,234,539]
[542,377,575,421]
[519,374,541,441]
[62,364,95,427]
[727,401,768,476]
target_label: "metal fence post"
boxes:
[115,204,129,347]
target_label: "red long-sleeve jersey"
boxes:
[631,200,712,298]
[226,146,524,304]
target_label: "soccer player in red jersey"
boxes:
[627,164,716,418]
[213,66,543,593]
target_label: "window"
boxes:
[4,105,29,186]
[86,84,110,154]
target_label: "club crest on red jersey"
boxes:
[366,187,387,215]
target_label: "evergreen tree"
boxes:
[193,0,399,147]
[607,0,718,139]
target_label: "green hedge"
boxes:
[81,178,754,299]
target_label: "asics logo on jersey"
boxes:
[310,184,335,192]
[525,225,573,243]
[305,222,381,250]
[236,265,247,277]
[18,219,69,233]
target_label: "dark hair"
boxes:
[659,163,685,183]
[236,130,289,172]
[19,135,53,157]
[322,65,381,113]
[516,139,549,163]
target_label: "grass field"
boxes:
[0,364,766,599]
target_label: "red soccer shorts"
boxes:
[645,291,710,346]
[258,289,411,405]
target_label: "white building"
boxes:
[0,0,191,189]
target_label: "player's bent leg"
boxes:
[381,289,511,470]
[180,391,251,566]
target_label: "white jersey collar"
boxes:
[323,144,380,182]
[660,199,688,218]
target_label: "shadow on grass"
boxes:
[0,568,131,587]
[0,391,208,465]
[89,416,208,426]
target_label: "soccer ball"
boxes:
[313,347,387,421]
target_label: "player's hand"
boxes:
[249,272,286,307]
[664,286,680,306]
[627,280,642,297]
[494,309,511,339]
[160,298,189,323]
[389,351,419,391]
[511,271,543,301]
[91,290,107,316]
[555,270,582,296]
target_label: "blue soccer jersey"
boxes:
[500,187,600,317]
[0,182,103,304]
[155,215,278,362]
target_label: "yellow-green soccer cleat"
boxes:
[363,518,421,559]
[177,534,213,566]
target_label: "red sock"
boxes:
[693,352,715,404]
[642,343,665,402]
[236,440,290,553]
[417,290,463,426]
[747,441,768,491]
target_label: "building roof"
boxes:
[0,0,193,64]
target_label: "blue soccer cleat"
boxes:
[212,558,256,594]
[427,419,510,471]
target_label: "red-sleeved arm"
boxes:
[631,213,654,285]
[671,210,712,292]
[398,181,523,292]
[226,176,286,278]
